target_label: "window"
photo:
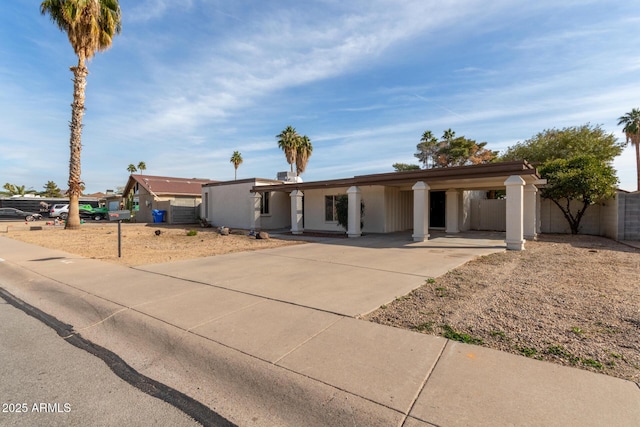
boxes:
[325,195,338,222]
[260,192,270,215]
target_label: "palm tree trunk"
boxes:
[636,140,640,192]
[65,59,88,230]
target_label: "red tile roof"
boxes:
[124,175,214,197]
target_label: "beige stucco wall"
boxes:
[257,189,290,230]
[202,180,290,230]
[203,181,255,228]
[303,186,388,233]
[303,187,349,232]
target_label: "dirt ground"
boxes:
[365,234,640,383]
[3,221,639,383]
[1,222,302,266]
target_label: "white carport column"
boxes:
[290,190,304,235]
[347,186,362,238]
[523,184,538,240]
[505,175,526,251]
[412,181,430,242]
[250,193,262,230]
[445,189,460,234]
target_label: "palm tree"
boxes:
[41,0,122,230]
[230,151,243,180]
[3,183,28,196]
[415,130,439,169]
[137,161,146,174]
[442,128,456,143]
[295,135,313,176]
[276,126,300,173]
[617,108,640,191]
[127,164,137,174]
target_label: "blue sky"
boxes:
[1,0,639,194]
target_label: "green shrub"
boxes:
[335,195,365,231]
[186,229,198,236]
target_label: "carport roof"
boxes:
[252,161,541,192]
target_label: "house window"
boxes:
[260,192,270,215]
[325,195,338,222]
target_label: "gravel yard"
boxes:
[2,222,302,266]
[365,234,640,383]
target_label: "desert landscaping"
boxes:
[1,222,302,266]
[3,222,639,383]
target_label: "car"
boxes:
[0,207,43,221]
[79,208,106,221]
[49,204,69,219]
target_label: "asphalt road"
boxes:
[0,296,205,427]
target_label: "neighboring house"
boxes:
[202,161,544,250]
[123,175,213,224]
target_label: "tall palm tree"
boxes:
[41,0,122,230]
[127,164,137,174]
[276,126,300,173]
[617,108,640,191]
[415,130,439,169]
[137,161,146,174]
[230,151,243,180]
[295,135,313,176]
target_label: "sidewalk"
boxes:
[1,235,638,426]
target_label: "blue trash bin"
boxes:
[152,209,165,223]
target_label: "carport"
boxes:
[252,161,543,251]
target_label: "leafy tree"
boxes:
[617,109,640,191]
[42,181,63,197]
[414,129,496,168]
[41,0,122,230]
[436,136,496,167]
[392,163,421,171]
[500,124,623,164]
[539,156,618,234]
[295,135,313,176]
[230,151,243,180]
[276,126,300,173]
[127,164,137,174]
[137,161,147,174]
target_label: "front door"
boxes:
[430,191,446,228]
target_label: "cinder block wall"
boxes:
[620,192,640,240]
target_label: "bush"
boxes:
[186,229,198,236]
[335,195,364,231]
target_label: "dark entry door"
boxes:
[430,191,446,228]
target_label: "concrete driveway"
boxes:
[136,231,506,316]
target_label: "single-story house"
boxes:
[123,174,214,224]
[202,161,545,250]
